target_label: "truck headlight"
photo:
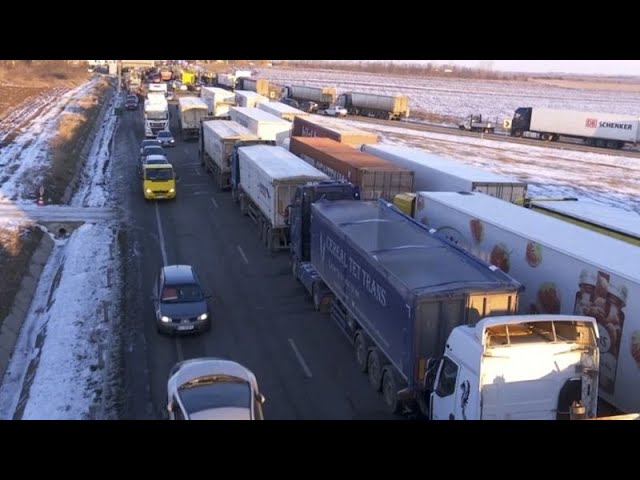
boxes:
[146,189,152,193]
[198,313,208,321]
[161,315,171,323]
[169,188,175,193]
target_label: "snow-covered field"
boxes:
[256,67,640,123]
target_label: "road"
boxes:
[114,102,396,420]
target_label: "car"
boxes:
[156,130,175,147]
[324,105,348,117]
[166,358,265,420]
[153,265,211,334]
[166,91,175,101]
[140,139,162,155]
[299,100,319,114]
[280,97,300,109]
[125,95,139,110]
[140,145,166,162]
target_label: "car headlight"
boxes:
[145,188,152,193]
[169,188,175,193]
[198,313,208,321]
[161,315,171,323]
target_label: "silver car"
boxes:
[166,358,265,420]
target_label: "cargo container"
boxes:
[281,85,336,110]
[237,77,270,97]
[229,107,291,146]
[199,120,260,190]
[289,137,414,201]
[258,102,309,122]
[234,90,269,108]
[361,143,527,207]
[216,73,237,90]
[200,86,236,117]
[177,97,209,140]
[414,191,640,414]
[291,115,379,146]
[337,92,410,120]
[510,107,640,149]
[235,145,328,251]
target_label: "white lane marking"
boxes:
[211,197,219,208]
[237,245,249,264]
[195,168,202,176]
[154,202,168,266]
[288,338,313,378]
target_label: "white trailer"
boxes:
[200,86,236,117]
[144,97,169,138]
[363,144,527,203]
[229,107,291,147]
[237,145,328,251]
[413,190,640,415]
[217,73,237,90]
[148,83,167,94]
[510,107,640,149]
[200,120,259,190]
[234,90,269,108]
[281,85,336,109]
[258,101,309,122]
[177,97,209,140]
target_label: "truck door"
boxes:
[430,356,459,420]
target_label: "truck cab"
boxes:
[429,315,599,420]
[142,163,177,200]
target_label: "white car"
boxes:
[166,358,265,420]
[324,105,348,117]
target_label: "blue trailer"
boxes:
[307,199,523,415]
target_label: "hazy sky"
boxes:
[420,60,640,76]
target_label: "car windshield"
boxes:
[143,147,164,156]
[178,377,251,416]
[158,132,172,139]
[145,167,173,181]
[161,283,204,303]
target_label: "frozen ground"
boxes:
[0,77,121,419]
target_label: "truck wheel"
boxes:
[367,349,383,392]
[354,333,368,373]
[382,369,403,415]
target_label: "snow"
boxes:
[0,77,121,419]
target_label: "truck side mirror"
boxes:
[424,357,440,391]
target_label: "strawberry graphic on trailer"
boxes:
[526,241,543,267]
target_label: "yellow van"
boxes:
[143,163,176,200]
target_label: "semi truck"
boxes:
[258,101,309,122]
[459,114,496,133]
[411,191,640,414]
[200,86,236,117]
[216,73,237,91]
[232,145,329,251]
[234,90,269,108]
[510,107,640,149]
[291,115,379,146]
[281,85,336,111]
[177,97,208,140]
[236,77,270,98]
[144,96,170,138]
[361,144,527,209]
[229,107,291,146]
[288,193,600,418]
[289,137,414,201]
[199,120,259,190]
[337,92,410,121]
[525,198,640,246]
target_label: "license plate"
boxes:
[177,325,194,331]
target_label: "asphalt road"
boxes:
[114,100,397,420]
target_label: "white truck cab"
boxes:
[429,315,599,420]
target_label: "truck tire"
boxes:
[382,369,403,415]
[354,333,368,372]
[367,348,383,392]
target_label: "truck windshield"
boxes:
[145,168,174,181]
[485,320,597,348]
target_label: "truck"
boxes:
[142,162,176,201]
[459,114,496,133]
[258,101,308,122]
[144,96,170,138]
[281,85,336,111]
[177,97,209,140]
[229,107,291,146]
[216,73,237,91]
[181,71,196,86]
[411,191,640,414]
[236,77,270,98]
[510,107,640,149]
[289,137,414,201]
[361,144,527,209]
[525,198,640,246]
[199,120,259,190]
[200,86,236,117]
[148,83,168,95]
[234,90,269,108]
[288,194,600,418]
[337,92,410,121]
[291,115,379,147]
[233,145,329,251]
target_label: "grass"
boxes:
[0,225,44,326]
[0,61,91,88]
